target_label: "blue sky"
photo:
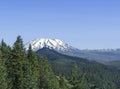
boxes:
[0,0,120,49]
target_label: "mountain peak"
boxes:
[24,38,120,62]
[24,38,72,51]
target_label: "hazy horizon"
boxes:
[0,0,120,49]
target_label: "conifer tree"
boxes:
[39,57,60,89]
[59,76,71,89]
[0,40,12,89]
[70,64,92,89]
[0,48,8,89]
[27,45,40,89]
[70,64,79,87]
[9,36,27,89]
[0,40,11,58]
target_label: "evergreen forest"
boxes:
[0,36,120,89]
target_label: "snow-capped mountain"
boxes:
[24,38,77,52]
[24,38,120,62]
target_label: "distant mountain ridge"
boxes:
[24,38,120,62]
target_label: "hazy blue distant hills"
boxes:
[73,49,120,62]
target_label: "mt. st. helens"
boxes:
[24,38,120,62]
[24,38,77,52]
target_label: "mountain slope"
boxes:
[36,48,120,89]
[36,47,90,64]
[104,60,120,69]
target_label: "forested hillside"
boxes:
[104,60,120,69]
[37,48,120,89]
[0,36,120,89]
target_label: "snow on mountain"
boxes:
[24,38,120,62]
[24,38,76,52]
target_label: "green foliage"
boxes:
[27,45,40,89]
[104,60,120,69]
[0,36,61,89]
[39,57,60,89]
[0,50,8,89]
[58,76,71,89]
[8,36,27,89]
[37,48,120,89]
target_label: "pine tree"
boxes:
[70,64,88,89]
[39,57,60,89]
[0,48,8,89]
[77,73,90,89]
[0,40,11,58]
[70,64,79,87]
[27,45,40,89]
[0,40,12,89]
[9,36,27,89]
[59,76,71,89]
